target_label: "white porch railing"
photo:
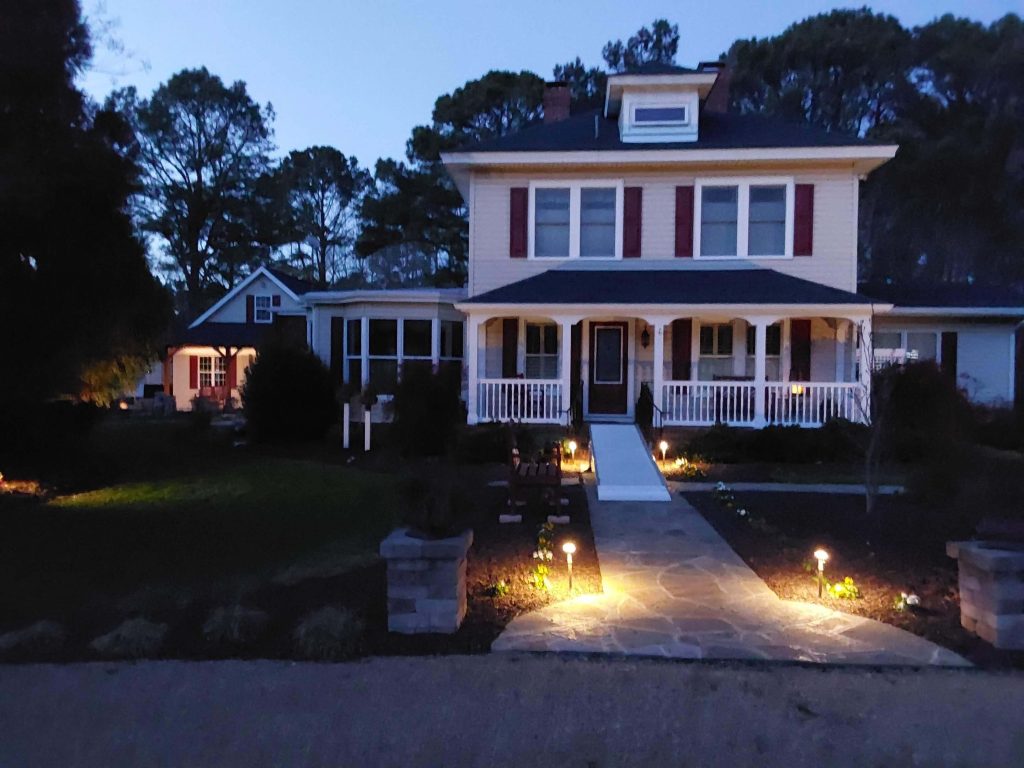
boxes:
[477,379,563,424]
[765,382,865,426]
[661,381,867,427]
[662,382,758,426]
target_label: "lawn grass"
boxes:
[0,420,401,627]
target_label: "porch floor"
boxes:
[493,482,968,666]
[590,424,671,502]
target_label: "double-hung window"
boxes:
[525,323,558,379]
[402,319,433,379]
[531,182,622,259]
[253,295,273,323]
[698,323,734,380]
[198,356,227,388]
[696,179,794,258]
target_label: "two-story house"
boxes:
[167,63,1022,423]
[442,62,897,428]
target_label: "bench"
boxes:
[508,430,562,511]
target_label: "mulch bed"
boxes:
[0,472,601,662]
[685,491,1024,668]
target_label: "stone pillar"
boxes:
[380,528,474,634]
[948,540,1024,649]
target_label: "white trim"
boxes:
[527,179,624,260]
[458,302,885,321]
[882,306,1024,318]
[303,288,467,306]
[693,177,795,259]
[442,145,899,169]
[188,266,301,328]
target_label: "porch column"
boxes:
[430,317,440,370]
[858,315,873,422]
[781,318,792,382]
[555,315,582,426]
[731,318,746,377]
[359,316,369,389]
[751,318,769,427]
[652,321,666,423]
[465,315,483,425]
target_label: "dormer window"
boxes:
[633,105,688,125]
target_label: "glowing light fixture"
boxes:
[568,440,577,464]
[658,439,669,462]
[791,384,806,396]
[814,548,829,597]
[562,541,576,590]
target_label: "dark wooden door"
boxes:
[589,322,628,415]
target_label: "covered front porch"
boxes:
[463,311,871,427]
[457,266,880,429]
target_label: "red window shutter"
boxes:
[794,184,814,256]
[501,319,518,377]
[671,319,692,380]
[227,355,238,388]
[271,295,281,307]
[245,295,255,323]
[623,187,643,258]
[189,355,199,389]
[790,319,812,381]
[674,186,694,258]
[509,188,528,258]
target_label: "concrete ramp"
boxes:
[590,423,671,502]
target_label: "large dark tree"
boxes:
[0,0,169,407]
[112,68,276,314]
[275,146,370,288]
[728,9,1024,286]
[602,19,680,73]
[359,70,544,285]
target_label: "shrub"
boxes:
[392,364,464,456]
[89,617,167,659]
[973,407,1024,451]
[202,605,269,648]
[0,620,66,658]
[241,345,339,441]
[685,420,866,464]
[292,606,364,660]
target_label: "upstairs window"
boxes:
[579,188,617,257]
[530,182,622,259]
[534,188,571,257]
[696,179,794,258]
[253,295,273,323]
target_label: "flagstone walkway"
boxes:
[493,482,969,666]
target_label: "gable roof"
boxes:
[462,267,878,307]
[188,265,309,329]
[446,109,884,155]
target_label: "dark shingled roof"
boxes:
[860,282,1024,309]
[464,268,874,306]
[448,109,880,154]
[613,62,703,75]
[175,322,270,348]
[266,266,315,296]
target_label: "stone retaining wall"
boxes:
[380,528,473,634]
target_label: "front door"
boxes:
[589,322,628,415]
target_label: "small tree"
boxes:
[392,364,464,456]
[241,346,338,441]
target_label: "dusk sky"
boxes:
[80,1,1019,169]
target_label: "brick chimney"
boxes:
[543,81,570,124]
[701,61,732,114]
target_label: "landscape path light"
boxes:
[658,439,669,463]
[568,439,577,468]
[562,541,576,591]
[814,548,829,597]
